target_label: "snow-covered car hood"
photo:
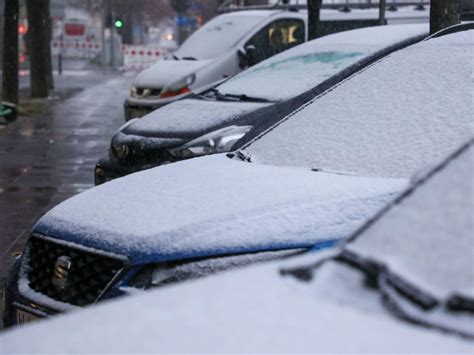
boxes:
[133,59,212,88]
[33,155,407,264]
[123,99,270,137]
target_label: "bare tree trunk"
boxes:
[45,1,54,90]
[2,0,20,104]
[430,0,461,34]
[25,0,50,98]
[308,0,323,41]
[379,0,386,25]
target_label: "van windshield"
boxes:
[175,14,264,60]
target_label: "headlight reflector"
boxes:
[130,85,138,97]
[168,125,253,159]
[159,73,196,99]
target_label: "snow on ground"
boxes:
[125,99,269,136]
[218,24,428,101]
[33,154,406,263]
[0,253,471,353]
[247,30,474,178]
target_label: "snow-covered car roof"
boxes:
[246,29,473,178]
[175,10,286,60]
[126,24,428,137]
[3,142,471,353]
[33,154,405,264]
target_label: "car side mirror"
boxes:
[238,45,257,69]
[0,102,17,123]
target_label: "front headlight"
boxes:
[159,73,196,99]
[168,125,253,159]
[130,85,138,97]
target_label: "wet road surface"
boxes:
[0,71,132,328]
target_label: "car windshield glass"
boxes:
[175,14,264,60]
[346,142,474,302]
[244,31,473,178]
[218,46,367,101]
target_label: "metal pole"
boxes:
[58,53,62,75]
[379,0,386,25]
[101,0,106,72]
[110,10,115,69]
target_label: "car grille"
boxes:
[136,87,162,97]
[112,144,175,167]
[23,236,127,307]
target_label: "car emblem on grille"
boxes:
[52,256,72,290]
[115,144,129,159]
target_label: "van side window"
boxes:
[245,19,305,65]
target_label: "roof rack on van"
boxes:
[217,1,431,14]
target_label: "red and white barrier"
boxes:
[52,39,102,59]
[122,45,173,71]
[50,41,173,70]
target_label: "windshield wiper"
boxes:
[172,54,181,60]
[182,56,198,61]
[221,93,271,103]
[337,250,439,310]
[311,167,359,176]
[200,88,270,103]
[200,88,235,102]
[280,248,474,338]
[447,294,474,313]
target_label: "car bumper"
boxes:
[3,258,57,328]
[4,247,135,327]
[95,156,131,185]
[95,155,161,185]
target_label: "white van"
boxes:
[124,9,307,120]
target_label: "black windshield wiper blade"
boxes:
[447,294,474,313]
[182,56,198,61]
[201,89,271,103]
[222,93,271,103]
[202,88,236,102]
[338,250,439,310]
[172,54,181,60]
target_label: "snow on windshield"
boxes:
[347,142,474,300]
[218,47,367,101]
[217,24,428,101]
[175,14,263,60]
[246,30,474,178]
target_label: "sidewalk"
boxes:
[0,69,132,329]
